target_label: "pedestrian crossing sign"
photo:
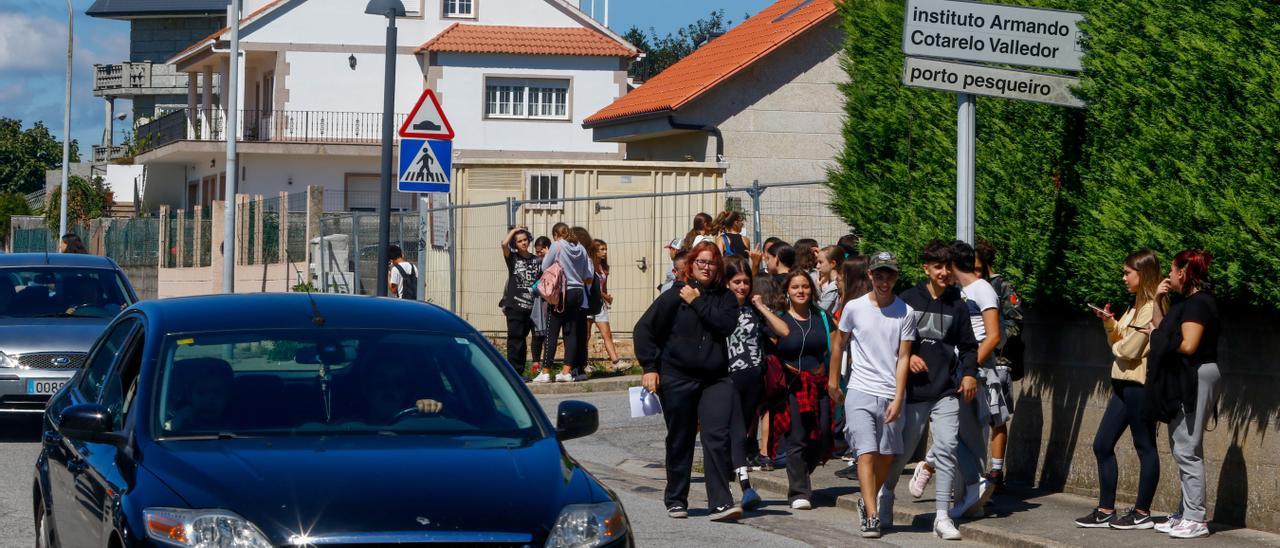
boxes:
[398,138,452,193]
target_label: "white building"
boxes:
[133,0,636,212]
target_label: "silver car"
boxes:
[0,253,137,415]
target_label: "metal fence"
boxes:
[314,181,849,334]
[10,215,161,299]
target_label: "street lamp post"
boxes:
[366,0,405,297]
[58,0,73,246]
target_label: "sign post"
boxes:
[901,0,1085,243]
[396,88,454,300]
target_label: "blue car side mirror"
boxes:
[58,404,125,446]
[555,400,598,441]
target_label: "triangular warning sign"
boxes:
[399,89,455,140]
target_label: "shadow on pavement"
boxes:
[0,416,43,442]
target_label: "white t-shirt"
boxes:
[962,278,999,342]
[390,261,418,298]
[838,293,916,398]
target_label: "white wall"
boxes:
[436,53,621,154]
[180,154,381,204]
[244,0,587,48]
[103,165,145,203]
[284,51,424,113]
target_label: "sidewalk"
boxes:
[526,374,641,395]
[748,462,1280,547]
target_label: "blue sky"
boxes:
[0,0,773,150]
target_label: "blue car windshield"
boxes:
[155,329,539,438]
[0,268,132,319]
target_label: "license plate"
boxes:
[27,380,66,396]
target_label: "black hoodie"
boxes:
[634,280,739,381]
[899,282,979,403]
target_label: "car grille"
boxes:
[18,353,87,370]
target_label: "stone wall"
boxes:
[130,17,225,63]
[1008,308,1280,533]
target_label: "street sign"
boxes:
[902,0,1084,71]
[398,89,455,140]
[903,56,1084,108]
[398,138,452,193]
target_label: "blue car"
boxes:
[34,293,631,547]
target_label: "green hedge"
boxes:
[830,0,1280,308]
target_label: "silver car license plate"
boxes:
[27,380,66,396]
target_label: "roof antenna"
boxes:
[285,246,325,326]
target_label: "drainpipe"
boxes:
[667,116,723,162]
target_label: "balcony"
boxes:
[93,62,188,97]
[134,109,409,155]
[92,144,128,164]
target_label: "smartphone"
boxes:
[1086,303,1111,316]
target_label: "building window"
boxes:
[525,171,563,210]
[403,0,422,16]
[444,0,474,17]
[485,78,569,120]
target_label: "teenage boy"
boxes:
[387,244,418,299]
[878,241,979,540]
[828,251,915,539]
[975,239,1022,490]
[768,243,797,286]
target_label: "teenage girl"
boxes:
[815,246,844,317]
[588,239,630,372]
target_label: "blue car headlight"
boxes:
[143,508,273,548]
[546,502,628,548]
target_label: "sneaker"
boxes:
[934,517,962,540]
[667,505,688,519]
[742,488,763,511]
[757,455,775,472]
[1168,519,1209,539]
[856,498,867,529]
[910,463,934,499]
[949,479,994,519]
[532,372,552,384]
[612,359,632,372]
[834,464,857,480]
[572,374,589,382]
[1155,514,1183,533]
[1074,508,1117,528]
[965,479,996,518]
[708,504,743,522]
[790,498,811,510]
[985,469,1005,492]
[1110,508,1155,530]
[862,516,882,538]
[841,451,856,463]
[555,373,575,383]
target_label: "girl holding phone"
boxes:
[1075,250,1164,530]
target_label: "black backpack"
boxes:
[393,263,418,300]
[990,275,1026,380]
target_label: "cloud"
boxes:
[0,13,65,71]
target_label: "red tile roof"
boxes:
[419,23,636,58]
[584,0,837,126]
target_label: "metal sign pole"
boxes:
[222,0,241,292]
[375,13,397,296]
[956,93,976,244]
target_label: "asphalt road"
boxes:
[0,393,989,547]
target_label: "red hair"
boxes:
[682,241,725,287]
[1173,249,1213,292]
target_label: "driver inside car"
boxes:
[165,358,234,432]
[361,357,445,424]
[61,276,101,315]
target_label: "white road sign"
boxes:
[399,89,455,140]
[903,0,1084,71]
[902,56,1084,108]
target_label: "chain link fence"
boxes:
[9,215,162,299]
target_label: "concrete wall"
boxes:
[435,53,623,155]
[130,17,226,63]
[1010,308,1280,534]
[282,51,426,115]
[172,153,380,211]
[158,263,294,298]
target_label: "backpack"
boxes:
[393,263,418,300]
[990,275,1026,380]
[538,262,566,310]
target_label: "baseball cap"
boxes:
[869,251,900,272]
[664,238,681,250]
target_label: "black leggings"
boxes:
[542,288,587,372]
[729,367,764,467]
[1093,379,1160,511]
[504,309,533,375]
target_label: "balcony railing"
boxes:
[94,62,151,92]
[92,144,127,164]
[134,109,410,155]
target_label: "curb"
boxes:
[748,473,1071,548]
[527,375,640,395]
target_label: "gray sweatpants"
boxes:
[880,396,960,514]
[928,391,988,502]
[1169,363,1221,523]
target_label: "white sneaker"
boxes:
[612,359,632,372]
[910,463,934,498]
[1155,514,1183,533]
[934,517,962,540]
[965,478,996,518]
[555,373,575,383]
[1168,519,1210,539]
[948,479,994,519]
[532,372,552,383]
[790,498,812,510]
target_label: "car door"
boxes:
[76,325,146,547]
[46,317,139,548]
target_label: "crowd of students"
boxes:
[625,212,1221,541]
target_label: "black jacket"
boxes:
[634,281,739,381]
[899,283,979,403]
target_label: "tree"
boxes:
[0,192,33,250]
[623,10,745,82]
[0,118,81,195]
[44,175,110,232]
